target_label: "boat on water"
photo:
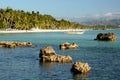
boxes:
[64,31,84,34]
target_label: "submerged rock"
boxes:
[60,42,79,50]
[71,62,91,74]
[94,32,117,41]
[0,41,33,48]
[39,46,72,63]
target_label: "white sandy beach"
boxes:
[0,29,87,33]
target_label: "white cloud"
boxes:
[94,14,100,17]
[104,12,112,17]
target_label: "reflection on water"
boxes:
[40,61,90,80]
[39,62,57,68]
[72,72,89,80]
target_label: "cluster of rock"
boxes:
[0,41,33,48]
[39,46,91,74]
[1,32,116,75]
[60,42,79,50]
[0,40,92,74]
[94,32,117,41]
[71,62,91,74]
[39,46,72,63]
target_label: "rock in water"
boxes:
[94,32,117,41]
[71,62,91,74]
[39,46,56,58]
[60,42,79,50]
[39,46,72,63]
[0,41,33,48]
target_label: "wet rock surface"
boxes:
[0,41,33,48]
[94,32,117,41]
[60,42,79,50]
[39,46,72,63]
[71,62,91,74]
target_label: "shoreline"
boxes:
[0,29,87,33]
[0,29,118,34]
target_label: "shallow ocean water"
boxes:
[0,30,120,80]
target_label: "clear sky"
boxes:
[0,0,120,17]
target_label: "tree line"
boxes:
[0,7,85,30]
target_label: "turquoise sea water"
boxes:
[0,30,120,80]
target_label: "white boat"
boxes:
[64,31,84,34]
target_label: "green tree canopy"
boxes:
[0,7,83,30]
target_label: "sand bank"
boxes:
[0,29,87,33]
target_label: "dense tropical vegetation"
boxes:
[0,7,85,30]
[1,7,119,30]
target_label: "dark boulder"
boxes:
[94,32,117,41]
